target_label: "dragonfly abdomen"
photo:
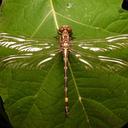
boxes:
[58,25,72,117]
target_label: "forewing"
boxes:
[71,34,128,71]
[0,33,57,53]
[0,33,59,69]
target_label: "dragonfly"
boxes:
[0,25,128,117]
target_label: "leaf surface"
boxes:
[0,0,128,128]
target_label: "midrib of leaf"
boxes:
[50,0,59,29]
[68,61,92,128]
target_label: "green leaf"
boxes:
[0,0,128,128]
[1,0,128,38]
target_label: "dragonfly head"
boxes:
[58,25,72,35]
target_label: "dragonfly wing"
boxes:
[71,50,128,71]
[71,34,128,71]
[72,34,128,53]
[0,33,57,53]
[0,51,59,70]
[0,33,59,69]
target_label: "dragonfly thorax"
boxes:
[59,25,72,51]
[61,42,70,48]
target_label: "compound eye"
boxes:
[67,27,72,33]
[59,27,64,33]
